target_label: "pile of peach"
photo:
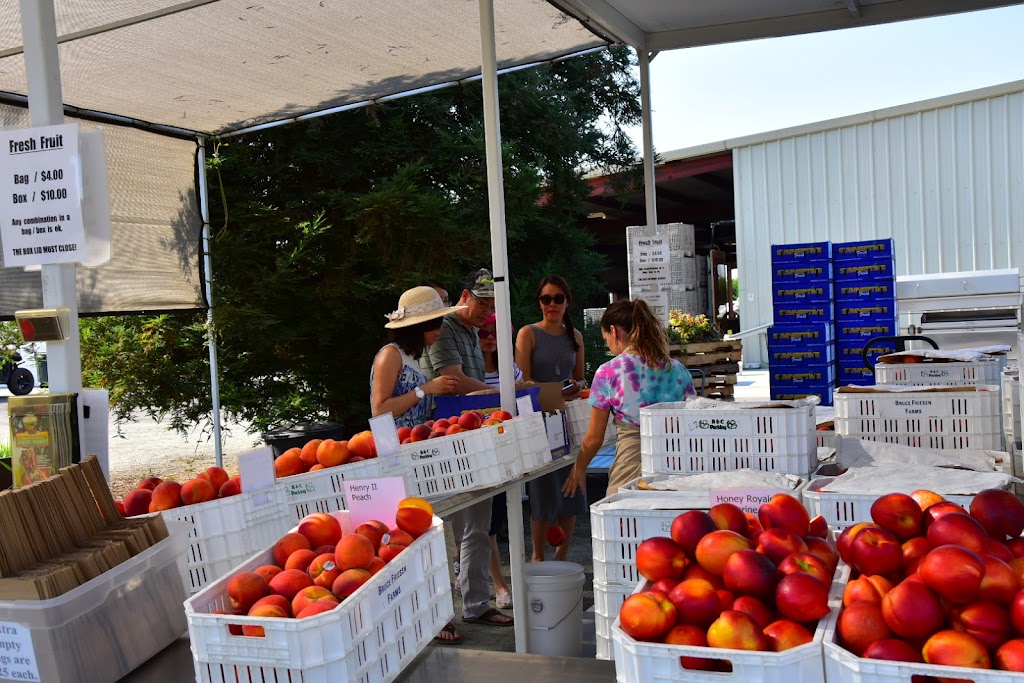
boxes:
[274,431,379,480]
[219,497,434,631]
[617,493,840,668]
[398,409,513,444]
[836,488,1024,672]
[120,467,238,516]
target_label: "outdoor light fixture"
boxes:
[14,308,71,343]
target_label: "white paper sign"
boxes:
[516,395,535,416]
[369,414,401,457]
[709,488,786,515]
[630,234,670,287]
[343,477,408,528]
[636,290,669,322]
[0,621,41,682]
[238,446,276,507]
[0,124,87,266]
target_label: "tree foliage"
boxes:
[80,46,642,435]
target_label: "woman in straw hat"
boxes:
[370,286,463,428]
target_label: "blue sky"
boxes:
[626,5,1024,155]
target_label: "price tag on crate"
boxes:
[0,621,41,682]
[343,477,407,528]
[516,394,535,415]
[238,446,276,507]
[709,488,786,515]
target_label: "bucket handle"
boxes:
[532,590,584,631]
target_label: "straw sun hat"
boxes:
[384,286,467,329]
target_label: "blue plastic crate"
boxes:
[834,260,896,283]
[835,301,898,322]
[773,303,834,324]
[771,364,837,386]
[773,281,833,305]
[768,323,834,345]
[768,344,836,366]
[771,263,832,286]
[770,383,836,407]
[833,238,895,263]
[837,363,876,386]
[835,280,897,300]
[770,241,832,265]
[835,321,899,341]
[835,342,897,362]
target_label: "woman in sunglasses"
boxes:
[515,275,586,562]
[370,286,461,429]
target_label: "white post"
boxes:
[639,48,658,231]
[21,2,85,420]
[479,0,527,653]
[197,139,224,468]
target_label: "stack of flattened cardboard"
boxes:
[0,456,168,600]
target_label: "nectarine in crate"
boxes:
[186,512,451,683]
[640,398,818,476]
[610,564,849,683]
[400,417,523,498]
[276,457,384,524]
[149,486,290,595]
[833,385,1002,450]
[802,476,977,531]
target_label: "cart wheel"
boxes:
[8,368,34,395]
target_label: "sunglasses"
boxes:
[478,329,496,340]
[538,294,566,305]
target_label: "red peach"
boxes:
[870,493,924,541]
[667,579,722,628]
[148,480,183,512]
[227,572,268,613]
[707,610,770,651]
[181,478,216,506]
[732,595,775,629]
[671,510,718,557]
[709,503,749,535]
[918,545,985,603]
[123,489,153,517]
[268,568,314,600]
[695,530,751,576]
[297,512,343,549]
[863,638,924,663]
[663,625,716,671]
[723,549,779,600]
[951,601,1011,652]
[284,548,317,573]
[291,585,339,617]
[332,568,371,599]
[335,533,375,571]
[758,493,810,538]
[775,572,830,622]
[838,601,892,656]
[763,619,814,652]
[756,527,808,565]
[618,591,677,642]
[272,532,312,568]
[922,629,991,669]
[636,537,688,582]
[926,512,989,554]
[996,639,1024,671]
[881,581,945,639]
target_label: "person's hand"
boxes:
[561,464,585,498]
[424,375,458,395]
[561,380,581,399]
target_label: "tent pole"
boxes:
[478,0,528,653]
[639,48,658,231]
[20,0,85,441]
[196,138,224,468]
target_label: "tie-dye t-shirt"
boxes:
[588,352,696,426]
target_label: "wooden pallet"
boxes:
[702,385,735,399]
[670,340,742,368]
[693,373,738,388]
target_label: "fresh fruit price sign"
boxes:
[0,621,40,682]
[343,477,407,528]
[238,446,276,506]
[709,488,787,515]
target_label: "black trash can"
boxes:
[262,421,346,456]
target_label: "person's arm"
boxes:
[438,363,492,393]
[371,347,455,418]
[515,326,535,382]
[561,406,610,497]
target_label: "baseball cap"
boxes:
[466,268,495,298]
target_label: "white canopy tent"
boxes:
[6,0,1019,653]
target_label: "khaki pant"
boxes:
[606,420,641,496]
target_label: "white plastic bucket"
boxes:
[525,561,585,657]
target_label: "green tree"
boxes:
[80,46,642,435]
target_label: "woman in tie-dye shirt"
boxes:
[562,300,695,496]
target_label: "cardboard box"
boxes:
[536,381,567,412]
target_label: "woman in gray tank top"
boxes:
[515,275,587,562]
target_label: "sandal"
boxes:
[433,622,463,645]
[453,559,461,577]
[495,590,512,609]
[464,607,514,627]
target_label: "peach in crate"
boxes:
[186,511,452,683]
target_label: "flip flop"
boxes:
[464,607,514,627]
[433,622,463,645]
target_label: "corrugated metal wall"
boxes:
[735,90,1024,366]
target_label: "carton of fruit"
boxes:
[186,510,451,683]
[276,457,385,524]
[611,564,848,683]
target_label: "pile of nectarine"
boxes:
[217,497,435,629]
[274,431,379,480]
[398,410,512,445]
[617,493,839,667]
[120,467,238,516]
[835,487,1024,672]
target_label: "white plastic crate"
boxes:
[802,476,976,531]
[564,398,615,449]
[816,429,836,450]
[276,457,385,524]
[833,385,1002,450]
[187,512,452,683]
[0,521,189,683]
[161,486,291,594]
[611,565,848,683]
[399,419,521,499]
[875,359,1003,386]
[640,398,818,476]
[1003,369,1021,448]
[594,580,632,660]
[515,411,552,472]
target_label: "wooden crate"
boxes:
[670,340,741,400]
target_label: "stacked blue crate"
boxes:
[769,242,837,405]
[833,238,898,386]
